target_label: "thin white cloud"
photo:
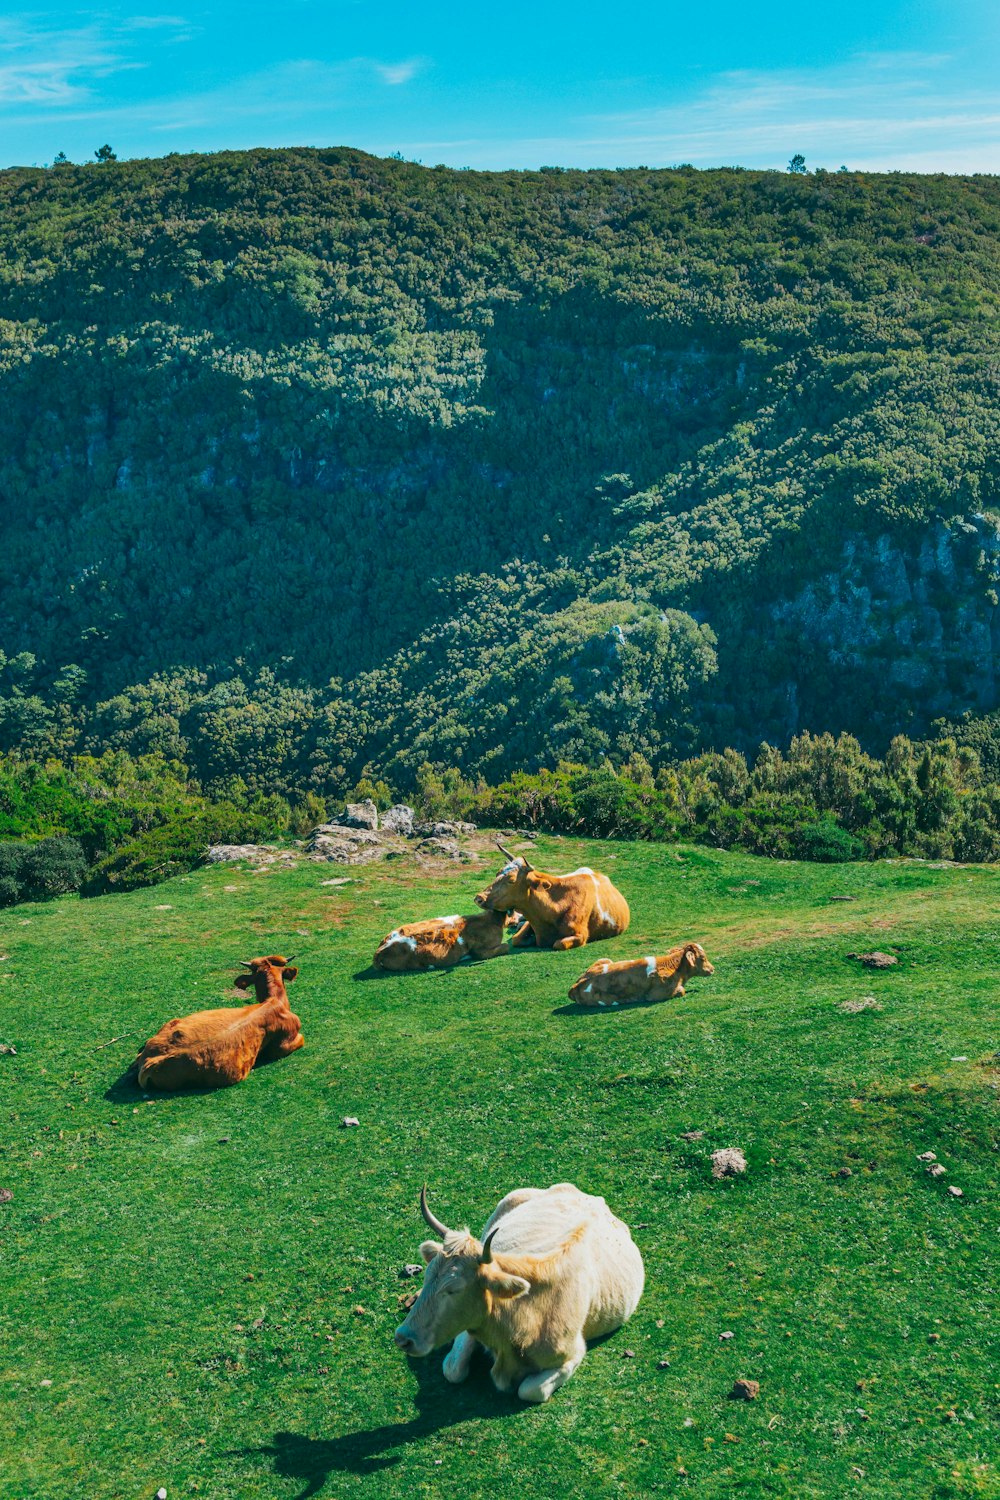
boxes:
[0,20,127,106]
[374,58,421,86]
[388,51,1000,172]
[124,16,191,29]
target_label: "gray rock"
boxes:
[309,835,389,866]
[711,1147,748,1179]
[340,800,379,830]
[205,844,294,867]
[413,820,477,837]
[416,836,470,862]
[381,804,415,836]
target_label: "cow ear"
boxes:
[684,946,699,965]
[234,974,253,990]
[282,966,298,983]
[419,1239,443,1264]
[481,1267,530,1300]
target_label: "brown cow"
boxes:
[475,842,630,951]
[373,909,516,971]
[569,943,714,1007]
[132,955,304,1090]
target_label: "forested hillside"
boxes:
[2,147,1000,795]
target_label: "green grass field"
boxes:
[1,835,998,1499]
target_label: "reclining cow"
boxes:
[373,908,516,971]
[474,841,629,950]
[569,943,714,1006]
[394,1182,644,1403]
[131,955,304,1090]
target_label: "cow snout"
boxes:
[394,1326,425,1356]
[474,891,488,909]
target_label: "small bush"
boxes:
[0,836,87,905]
[81,806,276,896]
[794,817,865,863]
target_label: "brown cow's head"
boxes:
[394,1188,530,1358]
[234,955,298,995]
[474,842,533,913]
[681,943,714,977]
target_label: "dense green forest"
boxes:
[2,146,1000,803]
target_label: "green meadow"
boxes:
[1,836,997,1499]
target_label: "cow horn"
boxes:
[238,960,254,969]
[284,955,296,964]
[480,1227,500,1264]
[495,838,517,861]
[420,1185,451,1238]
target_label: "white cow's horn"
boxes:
[238,960,255,969]
[495,838,517,861]
[420,1185,451,1238]
[480,1227,500,1264]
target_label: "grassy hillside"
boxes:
[3,151,1000,789]
[1,837,997,1498]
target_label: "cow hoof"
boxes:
[442,1354,470,1384]
[517,1376,553,1403]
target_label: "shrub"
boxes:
[0,836,87,905]
[794,817,866,863]
[81,805,276,896]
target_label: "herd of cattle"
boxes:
[128,839,714,1402]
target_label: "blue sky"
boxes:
[1,2,999,172]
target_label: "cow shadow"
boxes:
[552,997,678,1017]
[237,1351,522,1494]
[103,1066,226,1102]
[352,953,517,982]
[104,1065,144,1102]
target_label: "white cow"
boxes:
[394,1182,644,1403]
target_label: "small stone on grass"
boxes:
[947,1186,963,1198]
[729,1379,759,1400]
[711,1147,747,1179]
[341,1116,360,1128]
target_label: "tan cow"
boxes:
[373,908,516,971]
[132,955,304,1090]
[474,841,630,951]
[569,942,714,1006]
[394,1183,644,1403]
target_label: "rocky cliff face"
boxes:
[719,514,1000,748]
